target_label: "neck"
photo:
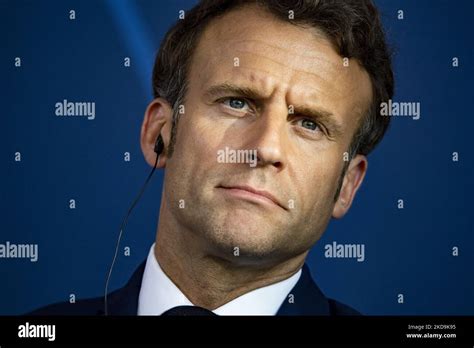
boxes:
[154,200,306,310]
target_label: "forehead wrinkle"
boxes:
[230,44,353,100]
[232,39,344,74]
[195,19,357,100]
[232,38,333,58]
[204,44,367,104]
[218,51,344,100]
[234,49,340,93]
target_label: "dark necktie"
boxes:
[161,305,218,316]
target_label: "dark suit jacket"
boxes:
[28,262,360,316]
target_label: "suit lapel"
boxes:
[276,264,330,315]
[106,261,146,315]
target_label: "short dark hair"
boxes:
[152,0,394,157]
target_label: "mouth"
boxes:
[216,184,288,211]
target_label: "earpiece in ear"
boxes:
[154,135,164,155]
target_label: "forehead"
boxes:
[188,4,372,128]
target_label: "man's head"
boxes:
[141,0,393,266]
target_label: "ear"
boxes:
[140,98,173,168]
[332,154,368,219]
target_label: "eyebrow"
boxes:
[204,82,265,100]
[204,82,344,137]
[292,106,343,138]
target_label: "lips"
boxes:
[217,184,287,210]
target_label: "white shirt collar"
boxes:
[138,244,301,316]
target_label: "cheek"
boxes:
[171,111,224,177]
[292,159,341,213]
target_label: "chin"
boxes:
[203,218,290,264]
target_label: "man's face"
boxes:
[162,5,372,265]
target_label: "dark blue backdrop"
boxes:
[2,0,473,315]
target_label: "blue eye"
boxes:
[298,119,320,131]
[224,98,249,110]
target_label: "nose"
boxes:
[245,106,288,170]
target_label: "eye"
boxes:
[297,118,321,132]
[222,97,250,111]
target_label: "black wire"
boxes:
[104,154,159,316]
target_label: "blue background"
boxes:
[2,0,473,315]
